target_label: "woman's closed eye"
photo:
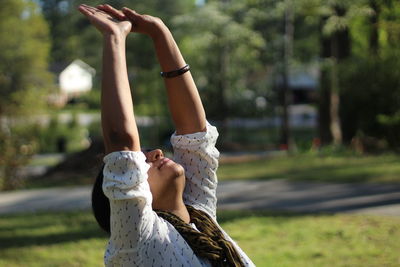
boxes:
[142,148,155,153]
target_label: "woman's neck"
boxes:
[169,201,190,223]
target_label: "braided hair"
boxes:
[93,168,245,266]
[156,206,245,267]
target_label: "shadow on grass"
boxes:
[217,177,400,214]
[0,211,108,249]
[0,227,107,249]
[0,209,318,250]
[220,153,400,183]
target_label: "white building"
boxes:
[59,59,96,97]
[48,59,96,106]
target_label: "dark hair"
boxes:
[92,165,111,234]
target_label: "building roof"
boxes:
[50,59,96,76]
[66,59,96,76]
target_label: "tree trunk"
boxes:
[369,0,380,55]
[280,0,294,150]
[329,55,342,146]
[318,71,332,145]
[319,5,349,146]
[329,34,343,146]
[319,17,333,145]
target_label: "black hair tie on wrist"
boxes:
[160,64,190,78]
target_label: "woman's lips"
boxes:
[158,158,171,169]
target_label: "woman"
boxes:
[78,4,255,266]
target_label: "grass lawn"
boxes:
[24,153,400,189]
[217,153,400,183]
[28,154,65,167]
[0,210,399,267]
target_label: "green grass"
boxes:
[218,153,400,183]
[0,211,106,267]
[222,211,400,267]
[0,210,399,266]
[24,153,400,190]
[28,154,65,167]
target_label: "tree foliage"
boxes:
[0,0,52,190]
[174,3,265,119]
[39,0,400,150]
[0,0,51,114]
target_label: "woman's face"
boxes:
[143,149,185,210]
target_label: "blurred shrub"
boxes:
[87,119,102,140]
[36,115,89,154]
[340,54,400,151]
[0,0,53,190]
[137,119,175,151]
[0,122,38,190]
[87,117,174,151]
[77,89,101,110]
[63,90,101,111]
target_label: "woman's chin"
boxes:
[149,160,185,181]
[169,162,185,178]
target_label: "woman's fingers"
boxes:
[78,5,94,17]
[81,4,100,14]
[79,4,105,17]
[97,4,126,20]
[121,8,140,30]
[121,7,140,20]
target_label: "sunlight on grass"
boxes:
[0,210,399,266]
[218,154,400,183]
[219,211,400,267]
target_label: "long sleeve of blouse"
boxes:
[170,122,219,219]
[102,123,255,267]
[102,143,211,266]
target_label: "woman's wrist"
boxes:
[151,24,186,73]
[103,32,127,45]
[149,20,170,41]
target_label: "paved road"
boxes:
[1,179,400,216]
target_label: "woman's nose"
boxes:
[147,149,164,162]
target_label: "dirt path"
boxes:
[1,179,400,216]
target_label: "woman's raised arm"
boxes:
[78,4,140,153]
[151,22,207,135]
[98,5,207,135]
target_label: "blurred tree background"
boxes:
[0,0,52,189]
[1,0,400,189]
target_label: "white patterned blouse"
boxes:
[102,122,255,266]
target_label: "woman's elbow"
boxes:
[105,129,139,151]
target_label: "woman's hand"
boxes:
[96,4,206,135]
[96,4,165,39]
[78,4,131,38]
